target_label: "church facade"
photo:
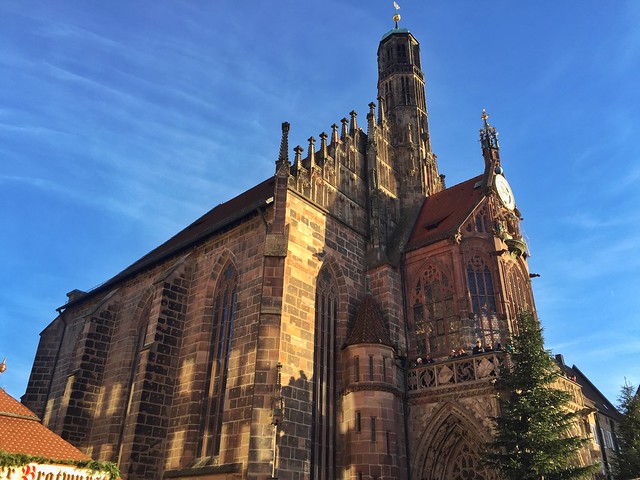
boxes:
[23,24,602,480]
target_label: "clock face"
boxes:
[494,174,515,210]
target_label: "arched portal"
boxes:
[412,404,498,480]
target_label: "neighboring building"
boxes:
[22,20,605,480]
[0,388,113,480]
[556,354,623,479]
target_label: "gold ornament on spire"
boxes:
[393,2,401,28]
[0,358,6,375]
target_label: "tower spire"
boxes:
[479,109,502,189]
[479,109,499,150]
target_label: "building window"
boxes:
[354,356,360,382]
[371,417,377,442]
[412,265,457,358]
[591,424,599,445]
[506,263,534,325]
[468,255,500,346]
[369,355,374,381]
[474,208,490,233]
[311,267,338,480]
[382,356,387,382]
[604,430,613,448]
[200,263,237,457]
[356,411,361,433]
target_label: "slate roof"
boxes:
[344,295,394,348]
[0,389,90,461]
[62,176,275,311]
[406,175,484,251]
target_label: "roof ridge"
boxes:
[0,410,39,421]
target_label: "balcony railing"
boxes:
[407,352,506,394]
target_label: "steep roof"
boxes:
[406,175,484,251]
[62,176,275,311]
[555,355,622,420]
[344,295,394,348]
[0,389,90,461]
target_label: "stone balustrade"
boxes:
[407,352,506,394]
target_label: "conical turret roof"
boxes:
[344,295,394,348]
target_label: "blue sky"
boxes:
[1,1,638,405]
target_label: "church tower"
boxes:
[377,21,442,210]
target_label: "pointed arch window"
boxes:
[311,267,338,480]
[506,263,534,335]
[467,256,500,346]
[412,265,457,358]
[200,264,237,458]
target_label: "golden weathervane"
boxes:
[393,2,401,28]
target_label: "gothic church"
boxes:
[23,19,599,480]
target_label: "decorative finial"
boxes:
[393,2,401,28]
[479,109,499,150]
[0,358,6,375]
[349,110,358,134]
[277,122,290,166]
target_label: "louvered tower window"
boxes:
[311,267,338,480]
[199,264,237,458]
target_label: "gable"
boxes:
[406,175,484,251]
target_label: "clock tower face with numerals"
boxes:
[494,174,515,210]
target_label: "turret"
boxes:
[341,295,407,479]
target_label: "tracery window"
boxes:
[506,263,533,316]
[450,442,488,480]
[199,263,237,458]
[412,265,457,358]
[311,267,338,480]
[475,207,490,233]
[467,256,500,346]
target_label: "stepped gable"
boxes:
[62,176,275,310]
[344,295,394,348]
[0,389,89,461]
[406,174,484,251]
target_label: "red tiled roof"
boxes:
[62,176,276,310]
[406,175,484,251]
[344,295,394,348]
[0,389,89,461]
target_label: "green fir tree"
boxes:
[611,381,640,479]
[483,311,599,480]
